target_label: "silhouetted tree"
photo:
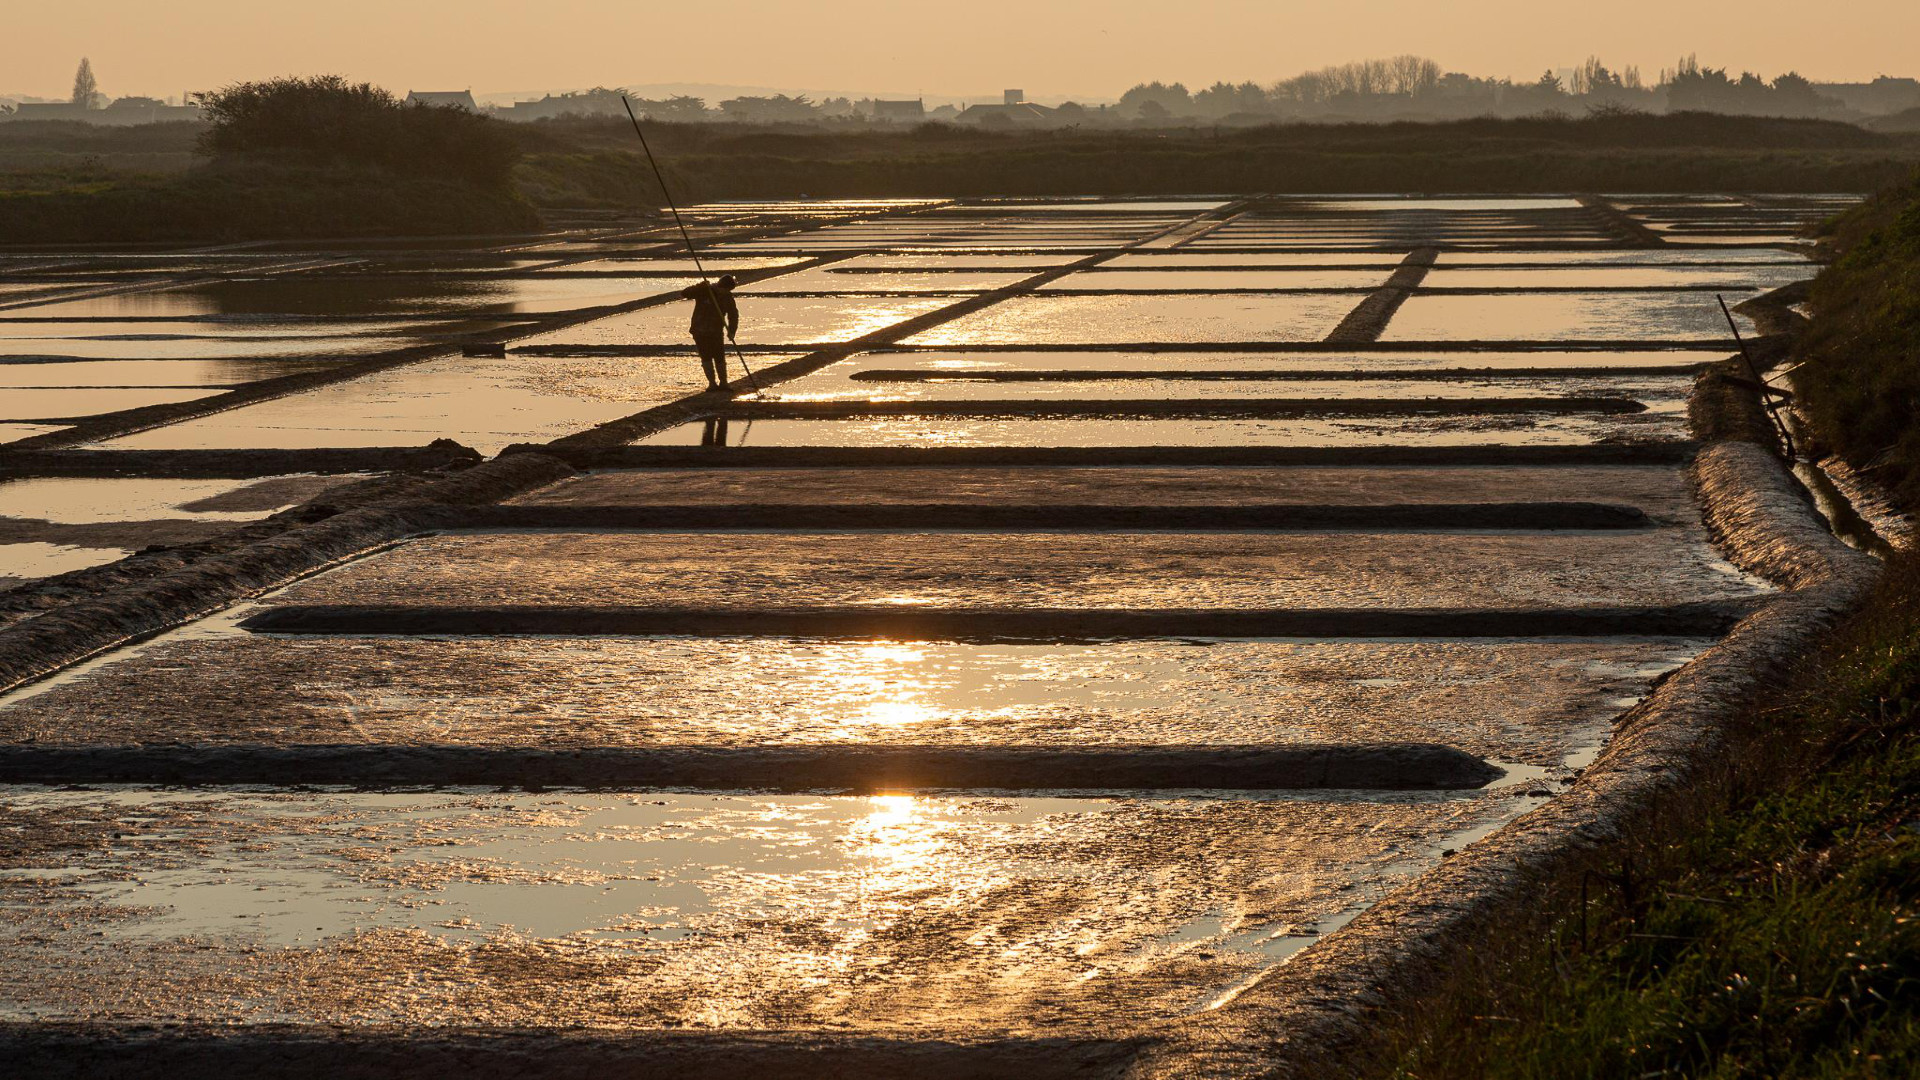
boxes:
[1193,81,1269,118]
[718,94,819,123]
[1119,81,1193,117]
[71,58,101,108]
[629,94,710,122]
[1661,55,1842,116]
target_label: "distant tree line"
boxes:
[1115,55,1861,123]
[489,56,1911,129]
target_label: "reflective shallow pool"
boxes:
[637,412,1689,449]
[1381,292,1756,341]
[0,784,1530,1033]
[265,529,1767,613]
[0,632,1701,766]
[98,352,786,453]
[903,294,1359,345]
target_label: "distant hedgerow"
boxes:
[196,75,521,188]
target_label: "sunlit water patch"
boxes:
[97,352,793,453]
[902,294,1359,345]
[1039,270,1392,291]
[1432,248,1809,266]
[1420,266,1812,290]
[516,296,954,349]
[1380,292,1754,341]
[772,366,1692,405]
[0,541,127,584]
[839,348,1728,376]
[638,412,1689,449]
[0,635,1702,767]
[0,785,1530,1032]
[265,530,1770,613]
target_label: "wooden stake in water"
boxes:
[1718,293,1794,459]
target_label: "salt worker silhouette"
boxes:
[681,273,740,391]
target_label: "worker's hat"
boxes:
[716,274,738,288]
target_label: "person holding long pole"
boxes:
[621,96,760,395]
[683,273,739,391]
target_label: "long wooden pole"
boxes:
[622,96,760,394]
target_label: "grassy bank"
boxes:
[0,161,539,244]
[5,111,1919,240]
[1387,559,1920,1079]
[515,112,1920,206]
[0,119,202,174]
[1793,171,1920,505]
[1380,176,1920,1080]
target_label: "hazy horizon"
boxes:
[6,0,1918,104]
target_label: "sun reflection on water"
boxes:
[850,794,944,889]
[802,641,939,730]
[861,700,935,727]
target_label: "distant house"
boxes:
[498,91,628,121]
[100,96,201,124]
[1815,76,1920,116]
[8,101,93,121]
[406,91,479,112]
[2,96,200,124]
[871,98,925,122]
[954,101,1058,127]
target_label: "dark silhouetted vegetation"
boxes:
[0,162,537,243]
[1387,552,1920,1078]
[479,54,1912,127]
[0,119,201,173]
[5,105,1920,240]
[197,75,521,188]
[1794,172,1920,506]
[513,111,1920,209]
[70,57,102,110]
[0,76,537,242]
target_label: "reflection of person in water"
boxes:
[700,417,730,446]
[681,274,740,391]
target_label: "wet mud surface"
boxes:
[636,413,1689,448]
[0,631,1697,767]
[1380,292,1755,342]
[0,787,1525,1035]
[264,530,1767,612]
[903,294,1360,345]
[509,465,1702,517]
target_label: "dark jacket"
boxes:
[682,281,739,337]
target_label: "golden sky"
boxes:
[6,0,1914,101]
